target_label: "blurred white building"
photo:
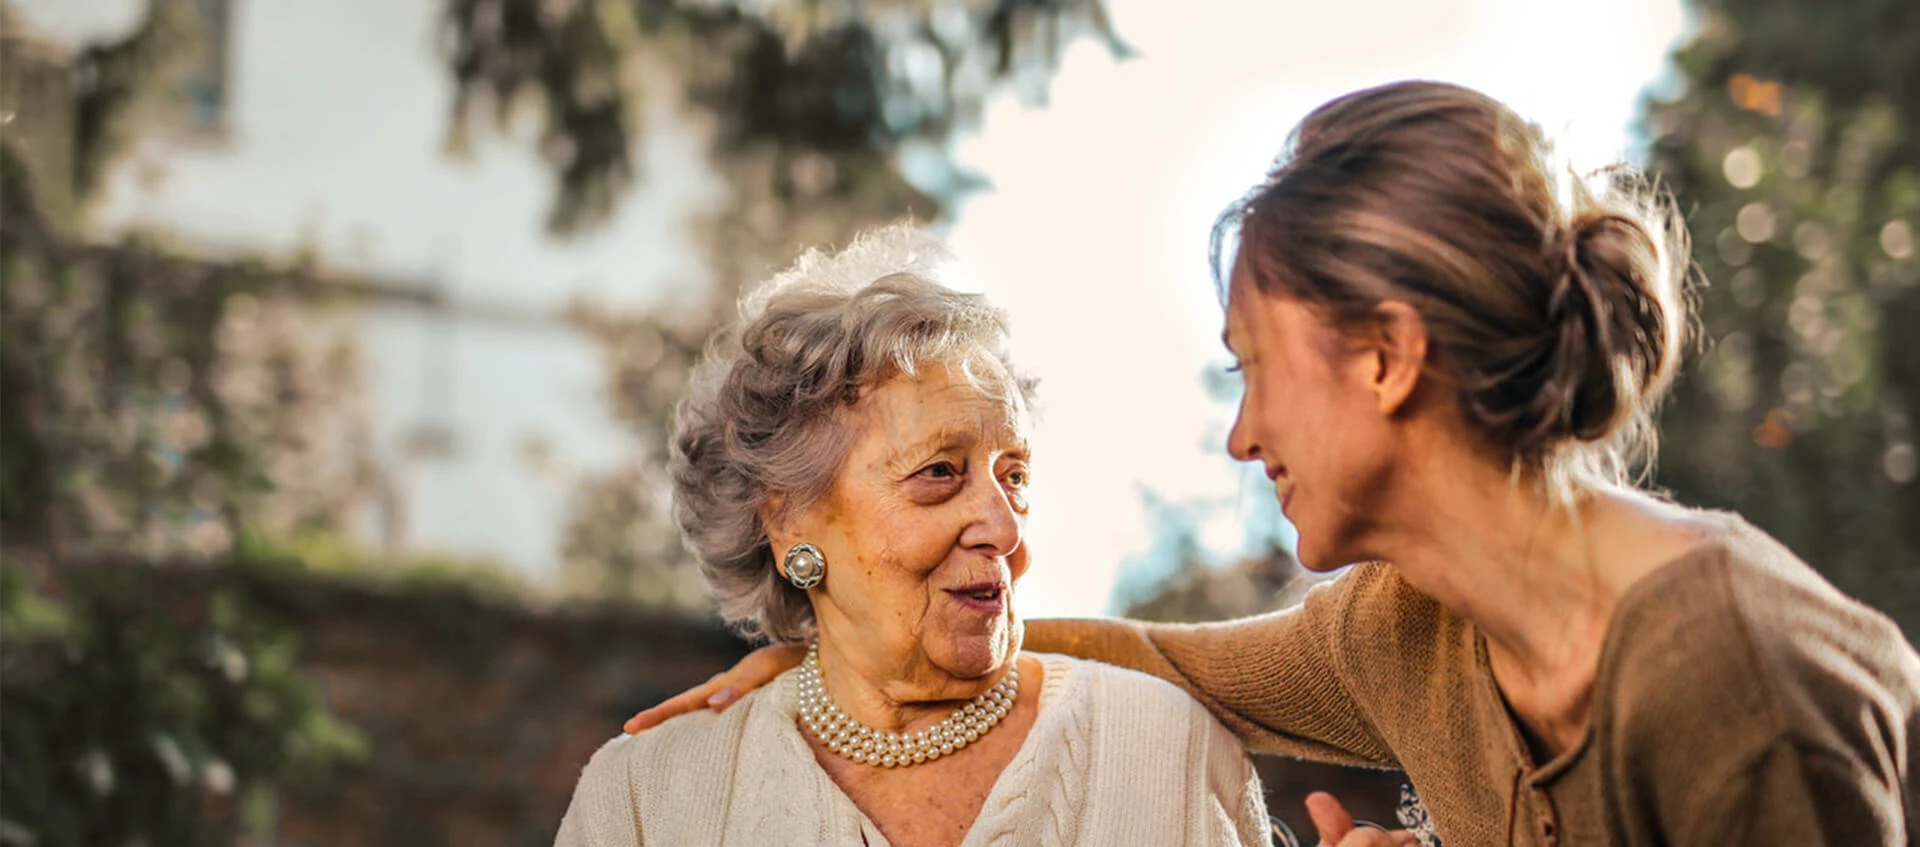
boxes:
[11,0,723,580]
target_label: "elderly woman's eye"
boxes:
[1002,467,1030,489]
[919,461,961,480]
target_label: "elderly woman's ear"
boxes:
[762,494,831,591]
[759,490,789,528]
[760,492,804,583]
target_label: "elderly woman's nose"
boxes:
[958,478,1023,555]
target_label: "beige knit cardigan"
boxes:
[554,653,1272,846]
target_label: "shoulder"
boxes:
[1284,563,1461,666]
[559,730,668,847]
[567,697,756,794]
[1034,653,1250,757]
[577,676,788,812]
[1028,653,1261,795]
[988,656,1265,844]
[1039,652,1211,721]
[565,732,643,816]
[1601,516,1920,778]
[1311,563,1475,703]
[640,673,789,767]
[1607,516,1917,713]
[1332,562,1458,640]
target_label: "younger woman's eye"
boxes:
[1224,363,1243,374]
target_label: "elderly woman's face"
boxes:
[779,360,1031,689]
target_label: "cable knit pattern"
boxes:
[967,655,1089,845]
[552,654,1269,846]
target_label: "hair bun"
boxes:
[1526,209,1674,451]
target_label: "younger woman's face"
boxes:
[1223,266,1402,571]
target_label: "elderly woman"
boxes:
[554,226,1273,846]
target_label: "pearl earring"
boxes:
[783,543,826,589]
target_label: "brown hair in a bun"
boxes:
[1215,80,1692,492]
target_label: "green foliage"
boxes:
[237,527,531,598]
[0,562,363,846]
[1645,0,1920,635]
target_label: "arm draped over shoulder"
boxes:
[1024,568,1398,768]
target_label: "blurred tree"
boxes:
[1122,547,1308,624]
[1645,0,1920,637]
[0,562,365,847]
[441,0,1130,607]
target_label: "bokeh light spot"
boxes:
[1881,219,1914,260]
[1723,146,1763,189]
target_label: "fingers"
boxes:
[622,644,808,734]
[1306,791,1355,844]
[737,643,806,690]
[1306,792,1416,847]
[1330,829,1416,847]
[623,675,728,734]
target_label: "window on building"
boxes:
[172,0,231,138]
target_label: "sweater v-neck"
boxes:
[1468,511,1740,783]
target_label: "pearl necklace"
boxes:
[795,642,1018,768]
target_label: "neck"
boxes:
[1346,437,1717,756]
[1367,450,1641,680]
[812,638,1009,734]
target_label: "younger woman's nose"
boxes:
[1227,408,1261,463]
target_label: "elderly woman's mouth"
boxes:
[945,582,1009,614]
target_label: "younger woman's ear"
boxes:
[1369,301,1429,416]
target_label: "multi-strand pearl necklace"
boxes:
[795,642,1018,768]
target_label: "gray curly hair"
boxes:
[669,225,1037,644]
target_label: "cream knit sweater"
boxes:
[554,653,1271,846]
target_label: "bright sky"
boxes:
[947,0,1688,617]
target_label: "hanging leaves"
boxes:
[440,0,1129,234]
